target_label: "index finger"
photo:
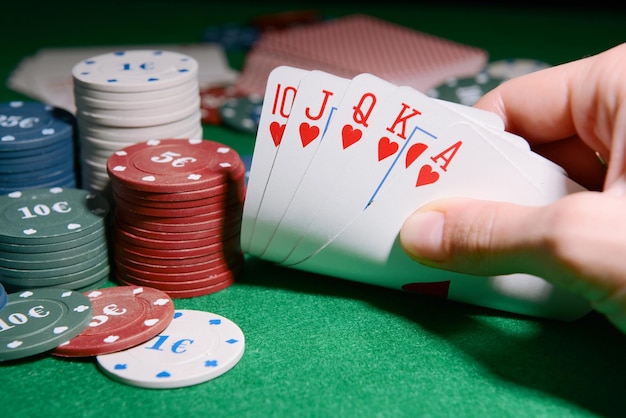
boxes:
[474,43,626,156]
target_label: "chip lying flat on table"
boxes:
[0,288,92,361]
[96,309,245,389]
[53,285,175,357]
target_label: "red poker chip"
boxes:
[115,252,243,278]
[115,258,244,286]
[106,138,245,193]
[52,285,175,357]
[199,84,237,125]
[115,273,235,298]
[114,206,243,233]
[113,192,244,218]
[113,233,242,259]
[117,254,244,277]
[111,177,246,203]
[116,270,236,292]
[115,224,240,250]
[115,203,243,224]
[114,215,242,242]
[113,243,243,270]
[112,183,245,210]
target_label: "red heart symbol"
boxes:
[377,137,398,161]
[405,142,428,168]
[270,122,285,147]
[299,122,320,147]
[416,164,439,187]
[341,124,362,149]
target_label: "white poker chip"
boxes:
[73,78,199,103]
[74,80,199,111]
[76,110,202,143]
[72,50,203,193]
[72,50,199,93]
[76,95,200,128]
[96,309,245,389]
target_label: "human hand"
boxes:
[400,43,626,332]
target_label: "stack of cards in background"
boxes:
[72,50,203,193]
[0,187,110,293]
[107,138,246,298]
[234,14,488,97]
[0,101,78,194]
[242,66,593,321]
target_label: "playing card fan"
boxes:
[242,66,592,321]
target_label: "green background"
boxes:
[1,1,626,417]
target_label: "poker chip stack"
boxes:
[199,82,263,135]
[0,283,7,312]
[0,187,111,293]
[106,138,246,298]
[0,101,78,194]
[427,58,552,106]
[72,50,203,193]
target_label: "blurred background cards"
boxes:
[234,14,489,96]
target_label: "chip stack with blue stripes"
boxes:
[0,101,78,194]
[72,50,203,193]
[0,187,111,292]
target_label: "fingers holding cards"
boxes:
[281,85,476,265]
[240,65,590,320]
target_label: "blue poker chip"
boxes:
[0,283,6,312]
[0,136,74,159]
[0,162,74,180]
[240,154,252,185]
[0,141,74,174]
[202,23,259,50]
[0,101,75,151]
[0,170,78,195]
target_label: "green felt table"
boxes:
[1,1,626,417]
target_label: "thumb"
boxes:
[398,194,619,292]
[399,193,626,334]
[399,197,545,277]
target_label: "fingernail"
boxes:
[401,211,446,262]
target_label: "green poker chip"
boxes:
[219,95,263,134]
[0,236,108,269]
[0,256,110,288]
[3,263,110,293]
[428,72,506,106]
[0,227,105,254]
[0,187,109,245]
[486,58,551,80]
[0,288,92,361]
[0,249,109,280]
